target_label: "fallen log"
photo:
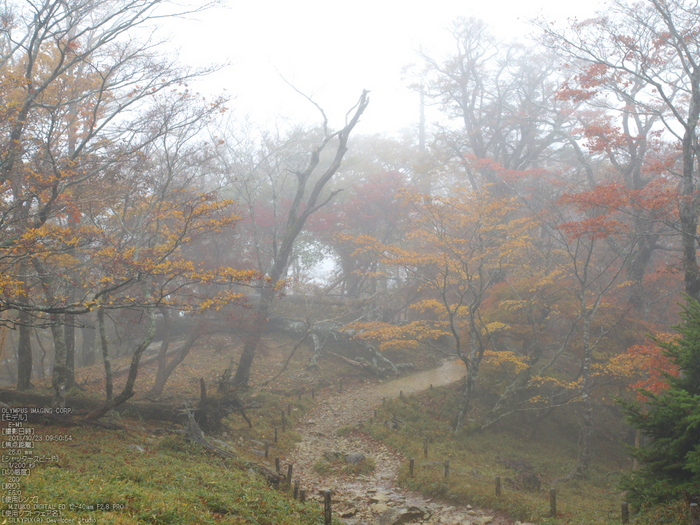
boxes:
[0,388,183,423]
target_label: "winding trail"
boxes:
[284,362,523,525]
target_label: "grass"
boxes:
[1,333,366,525]
[3,419,341,525]
[361,383,690,525]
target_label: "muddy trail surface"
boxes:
[284,362,531,525]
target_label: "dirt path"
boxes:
[284,362,528,525]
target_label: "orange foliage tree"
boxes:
[348,186,535,431]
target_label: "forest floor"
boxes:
[9,331,634,524]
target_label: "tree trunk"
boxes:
[149,307,172,395]
[16,311,32,391]
[569,312,594,479]
[145,325,200,398]
[97,308,113,401]
[85,308,157,420]
[680,69,700,302]
[16,260,33,390]
[231,298,270,387]
[452,354,480,432]
[64,315,76,389]
[81,312,96,366]
[230,90,369,387]
[48,318,68,408]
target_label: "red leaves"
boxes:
[557,179,677,239]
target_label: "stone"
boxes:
[371,503,390,514]
[322,450,344,461]
[370,505,429,525]
[345,452,367,464]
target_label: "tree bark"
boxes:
[17,312,33,391]
[85,307,157,420]
[81,312,96,366]
[16,261,33,390]
[64,314,77,389]
[97,307,113,401]
[144,319,201,399]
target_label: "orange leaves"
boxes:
[600,335,680,400]
[559,216,630,240]
[557,179,677,240]
[344,320,449,351]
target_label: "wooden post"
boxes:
[550,488,557,517]
[288,403,291,416]
[275,457,280,474]
[312,388,315,399]
[282,416,286,432]
[691,503,699,525]
[621,502,629,524]
[299,488,306,503]
[409,458,414,477]
[323,490,332,525]
[444,460,450,479]
[264,442,269,459]
[430,384,433,390]
[423,438,428,458]
[495,476,501,496]
[287,464,293,488]
[293,479,299,499]
[274,426,278,444]
[400,390,403,399]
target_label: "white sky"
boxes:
[165,0,605,136]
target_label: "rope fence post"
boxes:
[622,501,629,524]
[409,458,414,477]
[264,442,269,459]
[691,502,699,525]
[275,457,280,474]
[274,426,278,444]
[550,488,557,517]
[299,488,306,503]
[323,490,332,525]
[293,479,299,499]
[444,460,450,479]
[312,388,315,399]
[423,438,428,458]
[495,476,501,496]
[287,464,293,489]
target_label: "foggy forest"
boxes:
[1,0,700,524]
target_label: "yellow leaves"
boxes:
[482,350,528,374]
[345,320,449,350]
[528,375,583,391]
[483,322,508,334]
[410,299,446,315]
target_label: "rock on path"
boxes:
[283,362,532,525]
